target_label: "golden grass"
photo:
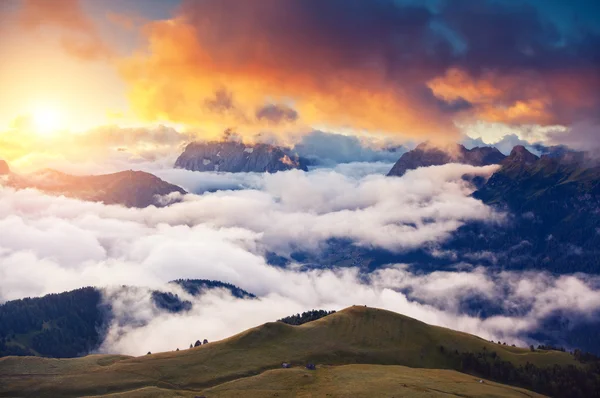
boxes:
[202,364,546,398]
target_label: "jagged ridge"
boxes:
[387,142,506,177]
[175,141,308,173]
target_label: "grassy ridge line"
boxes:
[0,306,572,397]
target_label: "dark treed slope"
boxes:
[0,287,106,358]
[152,279,256,313]
[278,309,336,325]
[172,279,255,299]
[175,140,308,173]
[387,142,506,176]
[5,169,186,208]
[0,280,255,359]
[1,306,596,398]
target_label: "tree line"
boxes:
[278,310,336,326]
[440,345,600,398]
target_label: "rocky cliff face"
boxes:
[387,142,506,176]
[0,160,9,175]
[7,169,186,208]
[175,141,308,173]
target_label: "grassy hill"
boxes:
[0,306,583,397]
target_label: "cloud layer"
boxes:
[99,266,600,356]
[2,163,600,356]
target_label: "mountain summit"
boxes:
[175,141,308,173]
[387,142,505,176]
[503,145,539,165]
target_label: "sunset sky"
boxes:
[1,0,599,169]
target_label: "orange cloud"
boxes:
[118,0,600,142]
[118,14,462,142]
[427,67,600,126]
[18,0,113,61]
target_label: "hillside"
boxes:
[0,306,585,397]
[5,169,186,208]
[200,364,545,398]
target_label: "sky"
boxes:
[1,1,600,356]
[1,0,599,172]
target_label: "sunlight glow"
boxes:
[32,105,63,134]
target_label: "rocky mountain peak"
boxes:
[175,140,308,173]
[504,145,539,165]
[387,142,505,176]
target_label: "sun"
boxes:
[32,106,63,134]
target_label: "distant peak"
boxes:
[473,146,502,154]
[0,160,9,175]
[511,145,528,154]
[506,145,538,164]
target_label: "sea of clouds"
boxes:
[2,160,600,356]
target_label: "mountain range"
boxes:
[450,145,600,274]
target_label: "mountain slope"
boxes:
[0,306,580,397]
[175,141,308,173]
[6,169,186,208]
[387,142,505,177]
[449,145,600,274]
